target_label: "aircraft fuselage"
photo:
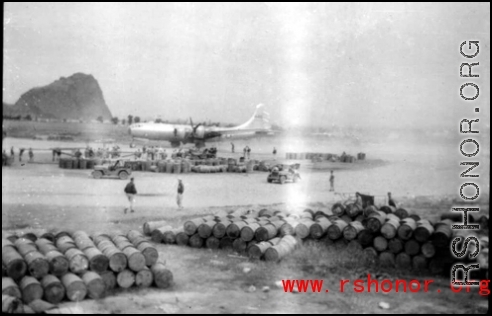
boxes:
[128,104,273,147]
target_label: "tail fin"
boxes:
[236,104,272,130]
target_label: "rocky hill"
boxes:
[6,73,112,121]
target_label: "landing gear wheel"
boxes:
[93,171,103,179]
[280,176,286,185]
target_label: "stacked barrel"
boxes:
[191,165,229,173]
[285,152,364,163]
[322,203,489,276]
[190,159,260,173]
[68,157,264,174]
[143,204,489,275]
[58,158,95,170]
[1,229,173,309]
[143,210,302,262]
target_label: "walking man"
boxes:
[28,148,34,162]
[19,148,25,162]
[329,170,335,192]
[124,177,137,214]
[247,146,251,159]
[231,142,235,153]
[177,179,184,210]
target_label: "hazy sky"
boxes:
[3,2,490,129]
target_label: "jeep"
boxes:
[267,167,301,184]
[92,160,132,180]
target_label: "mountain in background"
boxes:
[4,73,112,121]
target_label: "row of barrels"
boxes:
[285,153,365,161]
[58,158,96,170]
[142,205,489,274]
[2,230,173,306]
[2,230,158,280]
[2,261,171,308]
[191,160,259,173]
[285,153,337,160]
[193,158,230,166]
[339,155,357,163]
[132,158,235,172]
[143,210,304,262]
[302,203,489,275]
[192,165,229,173]
[122,159,193,174]
[113,158,261,174]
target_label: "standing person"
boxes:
[28,148,34,162]
[151,147,156,160]
[231,142,235,153]
[177,179,184,210]
[124,177,137,214]
[388,192,397,207]
[247,146,251,159]
[329,170,335,192]
[3,150,8,166]
[273,147,277,159]
[19,148,25,162]
[10,146,14,159]
[243,146,247,159]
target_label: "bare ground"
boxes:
[2,149,490,314]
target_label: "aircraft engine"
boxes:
[194,126,205,139]
[174,127,187,140]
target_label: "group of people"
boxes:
[123,177,184,214]
[50,146,111,161]
[230,143,256,160]
[5,146,34,163]
[135,146,168,161]
[243,146,251,159]
[229,144,277,160]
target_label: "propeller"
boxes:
[189,117,203,140]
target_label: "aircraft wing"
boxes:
[203,127,272,139]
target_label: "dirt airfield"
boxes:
[2,135,490,314]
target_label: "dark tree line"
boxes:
[108,115,140,125]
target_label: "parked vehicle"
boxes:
[92,160,132,180]
[267,167,301,184]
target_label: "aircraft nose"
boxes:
[128,126,132,135]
